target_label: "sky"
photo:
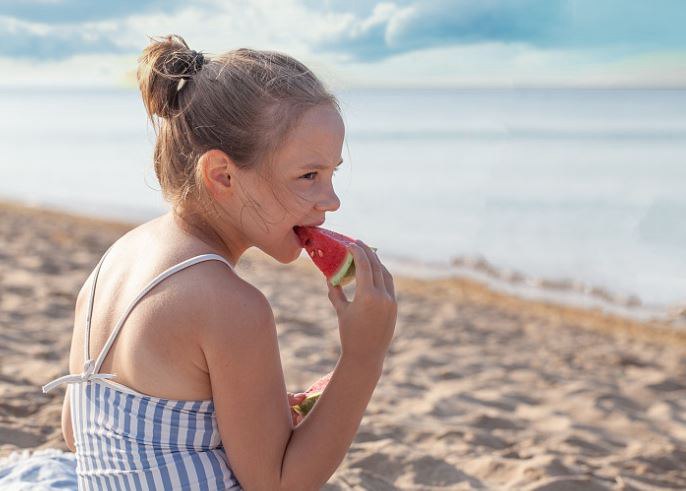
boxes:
[0,0,684,89]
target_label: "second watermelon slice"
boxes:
[292,371,333,417]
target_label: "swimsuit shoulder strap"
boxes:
[86,251,234,374]
[42,248,234,394]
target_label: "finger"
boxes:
[383,267,396,299]
[381,270,394,300]
[348,242,373,290]
[368,247,396,299]
[327,281,349,310]
[358,241,384,292]
[288,393,307,405]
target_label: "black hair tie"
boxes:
[189,50,206,75]
[175,49,208,93]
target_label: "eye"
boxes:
[301,168,339,181]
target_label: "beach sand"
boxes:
[1,200,685,490]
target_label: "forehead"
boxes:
[276,105,345,168]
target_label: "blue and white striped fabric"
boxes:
[67,380,241,490]
[42,247,243,490]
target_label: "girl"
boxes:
[42,34,397,490]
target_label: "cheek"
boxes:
[294,184,321,205]
[283,186,314,213]
[259,191,303,227]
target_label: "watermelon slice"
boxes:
[293,226,376,286]
[292,371,333,417]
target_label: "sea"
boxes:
[1,87,684,324]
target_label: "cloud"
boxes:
[0,0,187,23]
[2,0,685,62]
[0,0,684,87]
[0,16,134,59]
[316,0,686,61]
[0,0,349,61]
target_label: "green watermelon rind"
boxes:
[292,392,323,416]
[329,251,354,286]
[327,247,377,287]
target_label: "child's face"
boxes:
[242,104,345,263]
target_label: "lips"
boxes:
[293,221,324,249]
[294,220,325,228]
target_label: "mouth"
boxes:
[292,221,324,247]
[294,220,325,229]
[293,221,324,235]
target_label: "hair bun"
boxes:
[137,34,208,119]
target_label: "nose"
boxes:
[316,185,340,213]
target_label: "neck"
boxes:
[170,203,246,266]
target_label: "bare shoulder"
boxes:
[136,256,265,343]
[197,262,275,343]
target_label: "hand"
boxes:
[327,240,397,364]
[288,392,307,426]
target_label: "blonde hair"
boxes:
[137,34,340,213]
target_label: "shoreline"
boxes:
[2,197,684,348]
[385,254,686,329]
[4,195,684,330]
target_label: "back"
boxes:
[69,216,246,400]
[47,216,251,489]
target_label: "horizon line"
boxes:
[0,83,685,91]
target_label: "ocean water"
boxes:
[1,88,684,322]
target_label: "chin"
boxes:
[268,252,301,265]
[274,254,300,265]
[259,243,303,264]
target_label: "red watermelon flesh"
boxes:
[293,226,357,286]
[305,371,333,395]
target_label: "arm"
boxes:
[61,390,76,453]
[201,284,292,490]
[280,355,383,490]
[62,283,87,453]
[201,282,382,491]
[280,241,394,489]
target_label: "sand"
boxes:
[1,199,685,490]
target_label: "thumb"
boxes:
[327,281,348,310]
[288,393,306,405]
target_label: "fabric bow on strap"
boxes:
[42,359,116,394]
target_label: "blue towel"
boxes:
[0,448,77,490]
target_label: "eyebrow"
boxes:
[301,158,344,170]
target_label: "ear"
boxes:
[198,149,239,197]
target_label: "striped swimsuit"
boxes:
[43,247,243,490]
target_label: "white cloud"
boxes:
[385,5,417,47]
[111,0,360,61]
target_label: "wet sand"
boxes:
[1,199,685,490]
